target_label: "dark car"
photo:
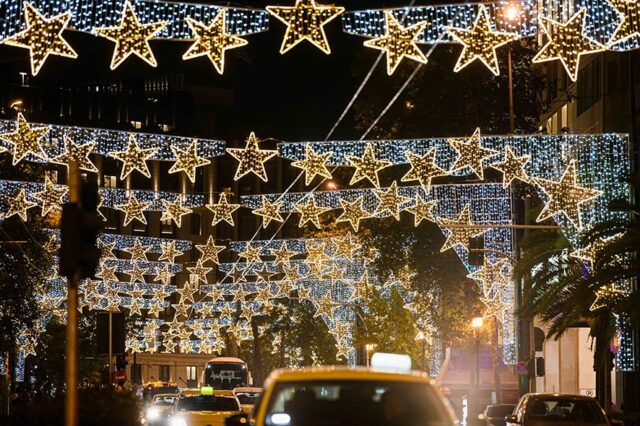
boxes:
[480,404,517,426]
[506,394,610,426]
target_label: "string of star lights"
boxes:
[45,230,193,253]
[0,118,225,162]
[0,0,270,41]
[227,132,278,182]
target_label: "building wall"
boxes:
[127,353,213,387]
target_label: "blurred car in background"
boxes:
[143,393,178,425]
[232,386,262,413]
[506,394,610,426]
[479,404,516,426]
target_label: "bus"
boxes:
[202,357,253,390]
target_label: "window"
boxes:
[161,217,175,236]
[190,213,201,236]
[186,366,197,381]
[159,365,170,382]
[103,174,117,189]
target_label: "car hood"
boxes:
[174,411,242,426]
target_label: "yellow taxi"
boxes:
[168,387,243,426]
[225,353,457,426]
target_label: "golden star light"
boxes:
[95,265,118,284]
[590,284,628,311]
[5,189,36,221]
[532,8,605,82]
[255,267,275,283]
[161,197,193,228]
[51,136,98,173]
[169,141,211,183]
[374,181,411,220]
[533,160,602,229]
[2,2,78,75]
[347,144,392,188]
[491,146,531,188]
[468,258,510,297]
[0,113,49,165]
[196,236,225,265]
[438,204,487,252]
[447,5,519,76]
[335,342,350,361]
[294,196,330,229]
[283,264,302,281]
[266,0,344,54]
[159,241,183,263]
[333,233,361,260]
[126,263,149,283]
[207,192,241,226]
[401,148,448,190]
[187,260,212,284]
[110,135,158,180]
[449,128,498,180]
[406,195,437,226]
[98,240,117,260]
[291,145,333,186]
[177,283,197,304]
[227,132,277,182]
[363,11,428,75]
[253,196,284,228]
[238,244,262,264]
[33,175,67,216]
[336,196,369,232]
[122,240,151,262]
[115,194,150,226]
[313,293,336,319]
[271,244,297,267]
[608,0,640,47]
[481,292,509,323]
[95,0,167,69]
[183,10,249,74]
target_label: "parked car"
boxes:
[480,404,516,426]
[506,394,609,426]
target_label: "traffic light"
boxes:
[468,235,485,267]
[535,357,545,377]
[116,354,128,371]
[60,174,102,279]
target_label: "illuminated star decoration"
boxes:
[115,193,150,226]
[590,284,628,311]
[51,136,98,173]
[406,195,437,226]
[0,113,49,165]
[187,261,212,284]
[159,241,183,263]
[608,0,640,47]
[291,145,333,186]
[491,146,531,188]
[227,132,277,182]
[33,176,67,216]
[183,10,248,74]
[110,135,158,180]
[481,291,509,323]
[207,192,241,226]
[161,197,193,227]
[123,240,151,262]
[347,144,392,188]
[271,243,297,267]
[238,244,262,264]
[449,128,498,180]
[532,8,605,82]
[4,189,37,221]
[2,2,77,75]
[334,233,361,260]
[253,196,284,228]
[401,148,448,190]
[446,5,519,76]
[438,204,487,252]
[266,0,344,54]
[533,160,602,229]
[169,141,211,183]
[94,0,167,70]
[294,196,330,229]
[336,196,369,232]
[375,181,411,220]
[363,10,428,75]
[196,236,225,265]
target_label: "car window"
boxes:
[153,396,177,406]
[526,398,605,423]
[177,395,240,412]
[236,392,261,405]
[264,380,453,426]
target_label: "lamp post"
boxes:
[365,344,376,367]
[504,3,519,134]
[471,317,484,425]
[416,331,428,372]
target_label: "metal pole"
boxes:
[65,160,80,426]
[421,339,426,372]
[108,312,113,383]
[508,47,515,133]
[5,352,10,417]
[475,331,481,420]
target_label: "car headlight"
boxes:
[146,407,160,421]
[169,417,188,426]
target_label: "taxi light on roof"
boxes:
[271,413,291,425]
[370,353,412,372]
[200,386,214,395]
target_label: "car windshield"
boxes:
[152,395,177,406]
[264,380,452,426]
[236,392,261,405]
[177,395,239,412]
[487,405,515,417]
[527,398,605,423]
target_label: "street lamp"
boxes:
[503,3,520,134]
[505,4,519,21]
[471,317,483,424]
[415,331,429,372]
[326,180,338,190]
[365,343,376,367]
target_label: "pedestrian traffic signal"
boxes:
[535,357,545,377]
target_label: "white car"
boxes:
[143,393,179,426]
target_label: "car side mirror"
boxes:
[226,414,249,426]
[506,415,519,424]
